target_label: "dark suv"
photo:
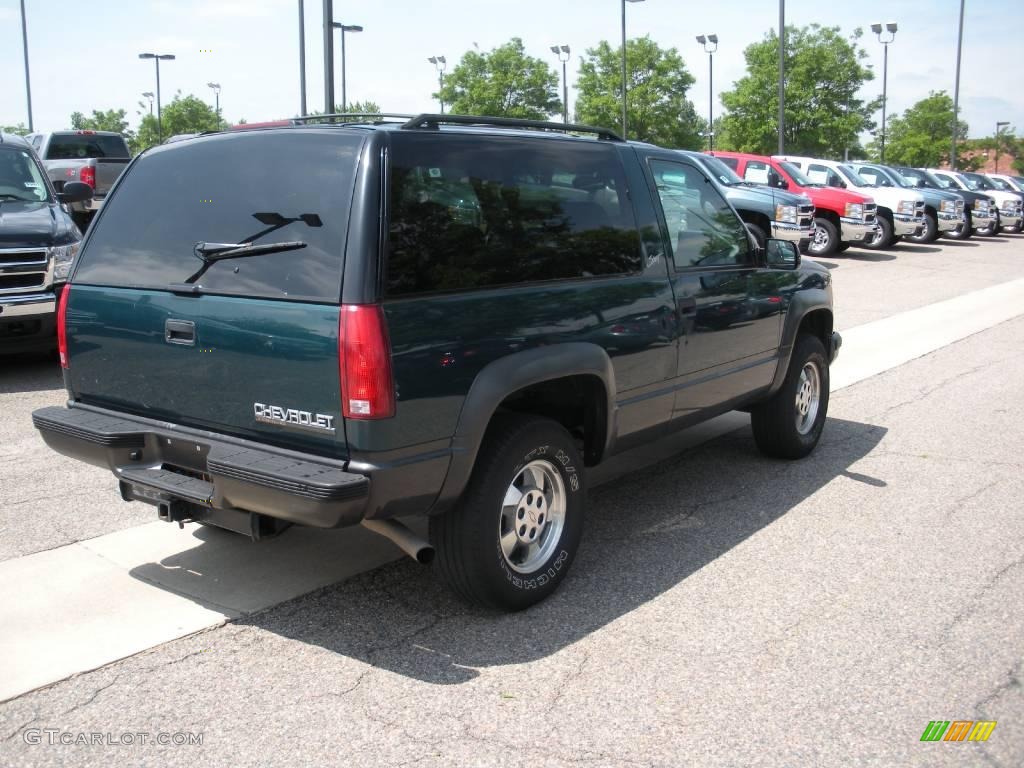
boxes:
[32,115,841,610]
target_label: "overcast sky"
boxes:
[2,0,1021,141]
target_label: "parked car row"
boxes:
[707,150,1024,255]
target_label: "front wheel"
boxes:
[751,334,830,459]
[429,415,585,610]
[945,211,972,240]
[908,211,938,243]
[745,222,768,249]
[863,215,894,250]
[808,217,840,256]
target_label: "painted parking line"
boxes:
[2,276,1023,703]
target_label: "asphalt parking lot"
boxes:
[1,236,1023,767]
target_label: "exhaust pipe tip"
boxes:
[362,518,434,565]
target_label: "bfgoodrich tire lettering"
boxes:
[429,415,584,610]
[751,334,830,459]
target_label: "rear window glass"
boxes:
[385,134,640,296]
[74,130,363,302]
[46,134,129,159]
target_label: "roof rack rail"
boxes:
[401,114,624,142]
[293,112,415,124]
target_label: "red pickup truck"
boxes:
[708,151,878,256]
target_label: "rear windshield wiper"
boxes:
[170,240,307,292]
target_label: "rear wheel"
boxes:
[807,218,839,256]
[908,211,938,243]
[429,415,585,611]
[863,215,894,249]
[751,334,830,459]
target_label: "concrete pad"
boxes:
[832,276,1024,390]
[0,543,224,702]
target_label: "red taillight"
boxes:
[79,166,96,188]
[339,305,395,419]
[57,286,70,369]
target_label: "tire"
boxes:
[891,235,903,244]
[807,217,840,256]
[908,211,938,243]
[835,243,851,253]
[976,215,997,237]
[429,414,585,611]
[863,215,894,250]
[745,222,768,249]
[944,211,972,240]
[751,334,830,460]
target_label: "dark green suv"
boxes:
[33,115,841,610]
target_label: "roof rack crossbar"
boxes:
[293,112,416,124]
[401,114,624,142]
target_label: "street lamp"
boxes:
[19,0,33,132]
[995,121,1010,173]
[696,34,718,151]
[428,55,447,113]
[870,21,897,163]
[142,92,154,117]
[621,0,646,139]
[138,52,175,142]
[550,45,571,124]
[951,0,965,169]
[207,82,221,120]
[331,22,362,112]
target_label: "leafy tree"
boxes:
[436,38,561,119]
[574,37,704,148]
[866,91,967,167]
[2,123,31,136]
[70,108,131,135]
[133,92,226,153]
[719,24,878,157]
[305,100,383,120]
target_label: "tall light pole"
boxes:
[696,34,718,151]
[19,0,34,131]
[142,92,154,116]
[995,121,1010,173]
[951,0,965,170]
[322,0,334,113]
[550,45,571,124]
[778,0,785,154]
[298,0,307,115]
[870,21,897,163]
[621,0,646,139]
[207,82,221,121]
[428,56,447,113]
[138,53,175,142]
[331,22,362,111]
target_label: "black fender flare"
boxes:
[769,287,833,396]
[429,342,618,514]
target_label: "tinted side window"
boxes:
[385,134,640,296]
[649,159,750,270]
[716,156,739,171]
[74,130,363,302]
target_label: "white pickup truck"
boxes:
[777,156,924,250]
[26,131,131,228]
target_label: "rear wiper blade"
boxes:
[170,240,308,292]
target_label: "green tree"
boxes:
[305,100,383,120]
[134,92,226,153]
[70,108,131,135]
[2,123,31,136]
[866,91,968,167]
[574,37,704,147]
[719,24,878,157]
[436,38,561,119]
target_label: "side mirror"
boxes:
[770,173,789,190]
[765,238,800,269]
[58,181,93,204]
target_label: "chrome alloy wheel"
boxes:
[498,459,566,574]
[795,361,821,435]
[809,225,830,253]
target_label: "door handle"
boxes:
[165,319,196,346]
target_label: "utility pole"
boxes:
[322,0,334,113]
[951,0,965,170]
[20,0,34,132]
[298,0,307,115]
[778,0,785,154]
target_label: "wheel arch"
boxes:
[768,299,833,397]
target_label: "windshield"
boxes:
[837,164,871,187]
[892,167,933,189]
[696,155,744,186]
[777,161,815,186]
[961,172,994,191]
[45,133,130,160]
[0,146,52,202]
[988,177,1013,191]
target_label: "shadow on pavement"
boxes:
[0,354,63,395]
[130,415,886,684]
[936,239,979,247]
[836,249,897,262]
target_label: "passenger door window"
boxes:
[648,159,751,271]
[743,160,771,185]
[808,163,842,188]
